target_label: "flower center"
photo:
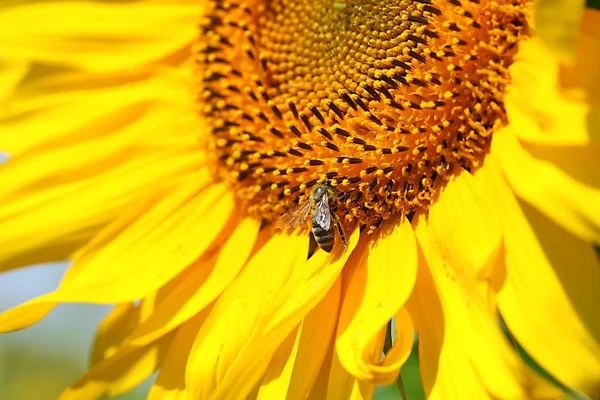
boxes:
[196,0,529,232]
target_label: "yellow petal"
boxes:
[308,253,379,400]
[128,217,260,346]
[0,69,203,272]
[326,341,359,400]
[407,255,489,399]
[1,67,197,156]
[258,326,302,400]
[326,336,377,400]
[382,307,415,385]
[514,141,600,196]
[306,338,335,400]
[0,57,28,101]
[285,278,342,398]
[0,182,231,332]
[506,38,591,145]
[60,182,232,302]
[148,313,208,400]
[185,232,310,399]
[486,154,600,397]
[0,150,205,272]
[427,170,503,302]
[262,228,360,335]
[561,8,600,98]
[0,294,56,333]
[410,170,561,399]
[561,8,600,143]
[257,277,342,399]
[213,230,360,400]
[63,288,167,399]
[0,151,204,272]
[0,2,201,72]
[59,335,173,400]
[534,0,585,62]
[347,381,377,400]
[336,214,417,384]
[91,303,142,366]
[493,128,600,243]
[187,229,359,400]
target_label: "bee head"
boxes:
[312,180,337,202]
[312,185,327,201]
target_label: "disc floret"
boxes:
[196,0,529,231]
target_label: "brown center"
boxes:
[195,0,529,232]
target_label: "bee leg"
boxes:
[307,231,319,259]
[332,213,348,249]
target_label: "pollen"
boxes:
[196,0,529,232]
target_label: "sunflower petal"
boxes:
[0,140,204,272]
[262,229,360,335]
[257,326,302,399]
[0,294,57,333]
[505,38,591,146]
[409,254,493,399]
[485,154,600,397]
[187,229,359,400]
[62,183,232,301]
[0,2,202,72]
[148,313,208,400]
[336,214,417,384]
[0,150,204,272]
[285,278,342,398]
[64,291,164,399]
[185,232,310,399]
[213,230,360,400]
[59,335,173,399]
[0,182,231,332]
[306,337,336,400]
[535,0,585,62]
[347,381,377,400]
[326,342,377,400]
[410,169,560,399]
[386,308,415,380]
[515,141,600,192]
[0,67,197,156]
[128,217,260,346]
[257,277,342,399]
[428,170,502,282]
[0,154,197,270]
[0,57,28,101]
[493,128,600,243]
[91,303,142,366]
[560,9,600,142]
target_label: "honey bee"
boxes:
[275,182,347,253]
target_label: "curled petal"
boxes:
[336,214,417,384]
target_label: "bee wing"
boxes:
[313,193,331,232]
[274,199,312,230]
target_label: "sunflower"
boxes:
[0,0,599,399]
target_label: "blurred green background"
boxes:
[0,263,151,400]
[0,262,424,400]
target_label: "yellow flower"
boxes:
[0,0,598,399]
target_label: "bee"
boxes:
[275,182,347,253]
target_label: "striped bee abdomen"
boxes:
[312,217,334,253]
